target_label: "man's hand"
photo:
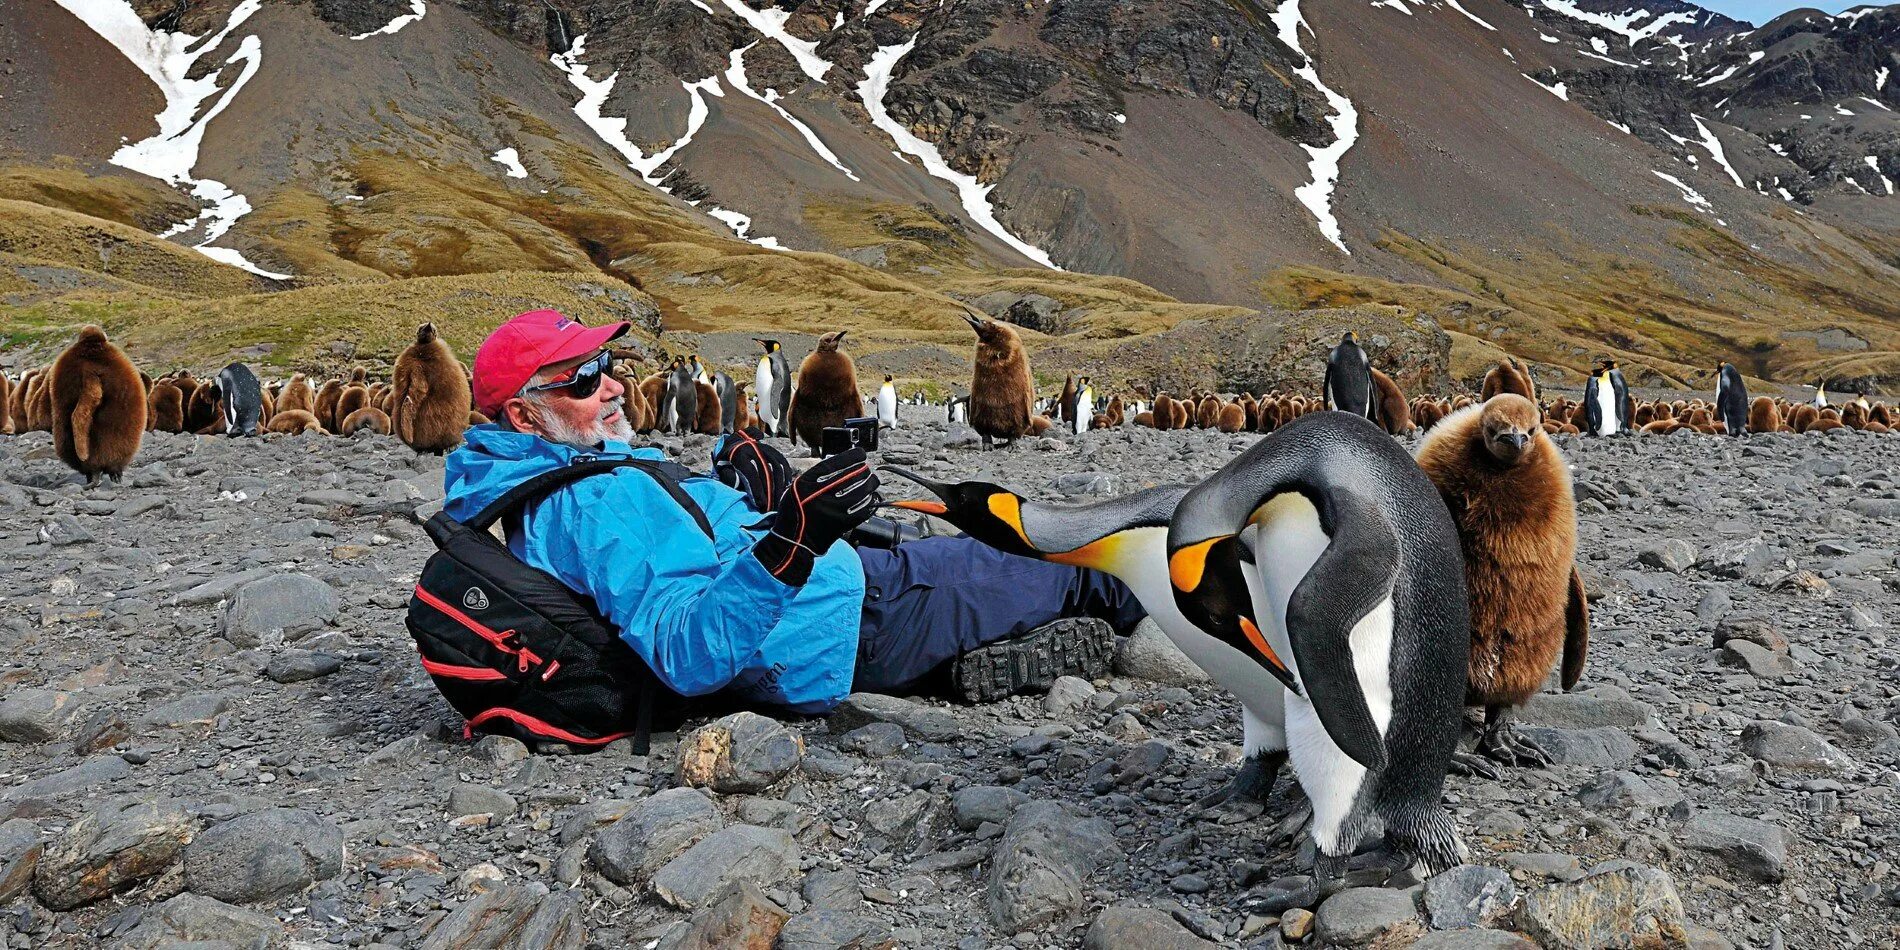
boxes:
[714,426,791,513]
[751,449,878,585]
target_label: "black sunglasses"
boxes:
[524,350,612,400]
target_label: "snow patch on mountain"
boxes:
[706,207,783,248]
[351,0,426,40]
[51,0,288,279]
[1654,169,1715,216]
[1445,0,1496,30]
[1697,51,1762,87]
[1866,156,1894,195]
[1271,0,1359,255]
[1535,0,1694,46]
[1691,116,1743,188]
[714,0,832,83]
[1526,73,1569,100]
[857,36,1059,268]
[725,45,859,181]
[491,147,528,179]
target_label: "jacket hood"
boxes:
[443,426,665,524]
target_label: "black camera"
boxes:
[820,417,880,456]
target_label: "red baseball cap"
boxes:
[471,309,630,417]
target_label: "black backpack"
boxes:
[406,457,713,754]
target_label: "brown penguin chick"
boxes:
[1213,400,1245,433]
[1641,418,1681,435]
[185,381,224,434]
[50,326,147,482]
[1870,403,1893,428]
[1480,360,1531,402]
[638,373,668,431]
[266,409,325,435]
[693,380,722,435]
[390,322,472,454]
[335,383,370,429]
[1151,394,1175,431]
[1057,374,1077,425]
[789,330,865,448]
[1370,369,1413,435]
[1809,416,1844,433]
[1028,414,1055,435]
[0,374,11,434]
[1169,397,1193,430]
[147,381,185,433]
[1414,394,1588,776]
[1105,394,1125,427]
[340,406,392,436]
[1133,410,1156,428]
[1191,394,1217,429]
[1842,403,1870,430]
[277,373,315,414]
[313,378,345,432]
[26,369,56,431]
[961,314,1036,449]
[7,369,33,432]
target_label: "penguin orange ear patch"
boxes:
[1168,537,1225,592]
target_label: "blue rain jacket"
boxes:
[442,426,865,713]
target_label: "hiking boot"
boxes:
[950,617,1116,704]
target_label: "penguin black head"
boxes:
[1167,525,1300,696]
[882,468,1043,560]
[1341,331,1357,344]
[755,339,780,353]
[1480,394,1542,465]
[884,374,894,383]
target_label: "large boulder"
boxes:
[675,712,804,793]
[985,802,1122,933]
[182,808,345,904]
[33,800,194,910]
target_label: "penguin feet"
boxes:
[1190,750,1285,821]
[1451,706,1550,776]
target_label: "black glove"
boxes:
[714,426,792,513]
[752,448,878,585]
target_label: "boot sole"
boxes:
[951,617,1115,704]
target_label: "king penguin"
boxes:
[889,411,1470,879]
[1073,377,1094,435]
[1714,362,1748,437]
[1324,332,1375,419]
[1582,360,1627,437]
[1812,381,1829,409]
[214,362,264,437]
[877,374,899,429]
[753,339,792,438]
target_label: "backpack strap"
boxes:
[464,457,715,539]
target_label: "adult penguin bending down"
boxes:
[1414,395,1588,776]
[1324,331,1374,419]
[1714,362,1748,436]
[889,412,1470,879]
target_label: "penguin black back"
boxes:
[215,362,263,437]
[1714,363,1748,437]
[1324,331,1374,418]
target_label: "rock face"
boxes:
[985,802,1121,933]
[1682,813,1789,883]
[1113,619,1209,687]
[33,801,194,910]
[418,885,586,950]
[1082,905,1217,950]
[116,894,285,950]
[182,808,346,904]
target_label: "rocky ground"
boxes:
[1,407,1898,949]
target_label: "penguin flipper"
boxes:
[1284,487,1398,772]
[1561,564,1589,691]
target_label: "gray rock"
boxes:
[1247,874,1321,914]
[1422,864,1516,929]
[1714,617,1789,652]
[1518,691,1652,729]
[1050,472,1121,496]
[1516,861,1687,950]
[1314,887,1424,947]
[221,573,338,647]
[263,649,344,683]
[140,692,231,728]
[660,881,790,950]
[183,807,345,904]
[1114,618,1208,686]
[1043,675,1096,715]
[863,790,933,841]
[1636,539,1695,573]
[827,693,963,743]
[1082,905,1216,949]
[1721,639,1795,677]
[418,884,584,950]
[171,567,279,606]
[0,819,42,904]
[116,894,285,950]
[675,711,803,793]
[803,869,864,911]
[1694,588,1732,624]
[1513,727,1639,767]
[651,824,801,910]
[1410,932,1536,949]
[590,787,724,884]
[1741,720,1856,773]
[448,783,518,819]
[1682,812,1788,883]
[1574,771,1685,813]
[837,722,906,757]
[33,800,194,910]
[952,785,1030,831]
[1697,535,1775,578]
[470,734,531,767]
[0,688,83,743]
[1498,852,1584,882]
[985,801,1121,933]
[776,909,894,950]
[3,755,132,811]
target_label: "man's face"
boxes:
[503,350,631,447]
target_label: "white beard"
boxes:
[540,404,632,448]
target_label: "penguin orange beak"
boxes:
[888,499,948,515]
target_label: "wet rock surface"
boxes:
[0,419,1897,946]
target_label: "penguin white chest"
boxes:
[877,385,898,427]
[755,360,776,422]
[1594,381,1618,436]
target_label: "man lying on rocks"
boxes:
[442,309,1144,721]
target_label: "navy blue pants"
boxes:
[853,536,1146,694]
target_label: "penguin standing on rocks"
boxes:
[788,331,863,449]
[663,359,698,434]
[946,394,969,425]
[1072,377,1094,435]
[1324,332,1375,420]
[214,363,264,437]
[712,370,738,434]
[1413,395,1588,775]
[390,322,472,454]
[1058,375,1078,426]
[1812,381,1829,409]
[1582,360,1628,436]
[963,309,1042,449]
[877,374,898,429]
[890,411,1470,879]
[1714,362,1748,437]
[278,373,316,415]
[753,339,792,438]
[50,326,147,483]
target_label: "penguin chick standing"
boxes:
[788,331,863,449]
[1413,394,1588,775]
[1714,362,1748,437]
[390,322,472,455]
[50,326,146,482]
[1324,331,1374,419]
[963,310,1037,449]
[877,374,899,429]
